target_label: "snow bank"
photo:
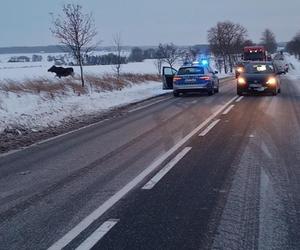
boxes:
[0,81,167,133]
[285,54,300,80]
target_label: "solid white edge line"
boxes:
[128,97,172,113]
[142,147,192,190]
[199,119,221,137]
[47,95,238,250]
[222,104,235,115]
[75,219,119,250]
[235,96,244,102]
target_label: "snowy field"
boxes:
[0,58,158,82]
[0,52,230,133]
[0,54,166,133]
[0,53,227,82]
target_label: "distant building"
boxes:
[8,56,30,63]
[32,54,43,62]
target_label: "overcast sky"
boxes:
[0,0,299,47]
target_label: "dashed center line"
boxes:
[75,219,119,250]
[222,104,235,115]
[142,147,192,190]
[235,96,244,102]
[199,119,221,137]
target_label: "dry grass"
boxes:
[0,73,161,98]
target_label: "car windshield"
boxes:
[177,67,204,75]
[245,64,275,74]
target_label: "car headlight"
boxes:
[266,77,276,85]
[236,67,244,73]
[237,77,246,85]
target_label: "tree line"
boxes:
[50,4,280,87]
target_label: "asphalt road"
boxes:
[1,76,300,250]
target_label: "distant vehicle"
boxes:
[237,61,282,96]
[273,53,289,73]
[48,65,74,78]
[243,46,269,61]
[162,62,219,97]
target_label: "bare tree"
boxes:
[154,59,163,75]
[261,29,277,53]
[50,4,97,87]
[189,46,201,61]
[287,32,300,59]
[112,33,123,78]
[208,21,247,73]
[157,43,179,68]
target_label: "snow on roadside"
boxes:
[285,54,300,80]
[0,81,168,133]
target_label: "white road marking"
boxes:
[75,219,119,250]
[47,95,238,250]
[142,147,192,190]
[199,119,221,137]
[128,97,172,113]
[235,96,244,102]
[222,104,235,115]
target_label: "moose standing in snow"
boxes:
[48,65,74,78]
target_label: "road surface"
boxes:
[0,76,300,250]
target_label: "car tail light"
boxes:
[199,76,210,81]
[173,77,182,81]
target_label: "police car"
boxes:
[162,60,219,97]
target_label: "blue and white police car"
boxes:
[162,60,220,97]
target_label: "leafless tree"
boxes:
[112,33,123,78]
[189,46,201,61]
[154,58,163,75]
[287,32,300,59]
[50,4,97,87]
[157,43,179,68]
[208,21,247,73]
[261,29,277,53]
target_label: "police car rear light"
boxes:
[173,77,182,81]
[199,76,210,81]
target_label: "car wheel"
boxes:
[278,88,281,93]
[208,88,215,96]
[214,84,219,93]
[237,88,243,96]
[173,91,180,97]
[215,80,220,93]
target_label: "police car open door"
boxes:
[162,66,177,89]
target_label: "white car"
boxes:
[273,54,288,73]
